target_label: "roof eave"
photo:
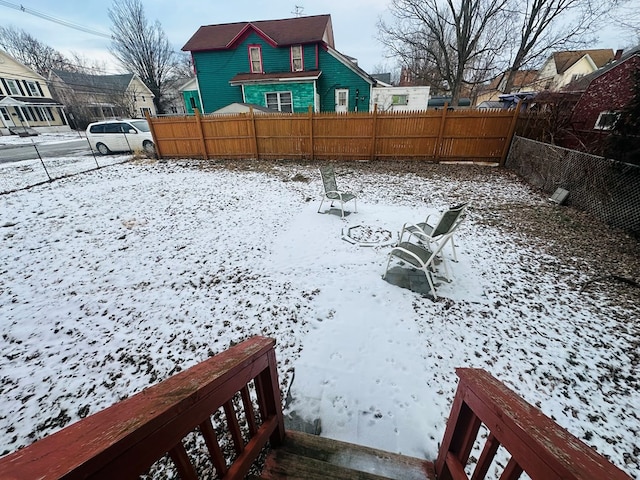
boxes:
[230,72,322,86]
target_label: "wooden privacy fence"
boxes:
[147,105,521,163]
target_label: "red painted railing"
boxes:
[0,336,284,480]
[436,368,632,480]
[0,344,632,480]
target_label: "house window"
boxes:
[291,45,303,72]
[140,107,152,117]
[25,81,41,96]
[42,107,54,121]
[594,111,620,130]
[265,92,293,112]
[249,46,263,73]
[571,73,584,82]
[392,94,409,106]
[22,107,35,122]
[5,79,21,96]
[190,97,197,109]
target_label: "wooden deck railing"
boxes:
[436,368,632,480]
[0,345,632,480]
[0,336,284,480]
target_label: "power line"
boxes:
[0,0,112,39]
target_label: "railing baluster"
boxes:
[168,441,198,480]
[253,347,285,446]
[0,336,281,479]
[224,399,244,455]
[471,432,500,480]
[500,457,524,480]
[241,384,259,437]
[199,418,228,477]
[445,451,471,480]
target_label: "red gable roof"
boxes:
[182,14,334,52]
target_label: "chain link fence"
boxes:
[0,141,130,194]
[506,136,640,237]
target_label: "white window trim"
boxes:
[265,91,293,112]
[594,111,620,130]
[25,81,41,96]
[291,45,303,72]
[249,46,263,73]
[6,79,21,96]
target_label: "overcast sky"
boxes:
[0,0,626,76]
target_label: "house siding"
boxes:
[571,56,640,132]
[243,82,315,113]
[193,49,244,113]
[0,50,68,133]
[190,30,371,113]
[193,33,323,113]
[317,49,371,112]
[182,90,201,114]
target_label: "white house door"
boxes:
[335,89,349,113]
[0,107,15,127]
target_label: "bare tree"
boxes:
[379,0,510,105]
[0,26,70,76]
[501,0,618,93]
[108,0,176,114]
[612,3,640,45]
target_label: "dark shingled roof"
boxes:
[182,14,334,52]
[51,70,135,95]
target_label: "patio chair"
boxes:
[382,231,455,300]
[318,166,357,218]
[398,203,468,262]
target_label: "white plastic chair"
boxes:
[318,166,357,218]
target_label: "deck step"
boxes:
[259,430,435,480]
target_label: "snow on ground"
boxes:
[0,131,85,146]
[1,156,639,478]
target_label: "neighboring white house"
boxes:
[0,50,70,135]
[371,86,431,112]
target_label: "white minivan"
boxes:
[86,119,155,155]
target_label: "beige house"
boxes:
[475,70,538,107]
[49,70,156,129]
[0,50,70,135]
[532,49,616,92]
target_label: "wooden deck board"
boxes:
[259,430,436,480]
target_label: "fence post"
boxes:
[370,103,378,162]
[145,111,162,159]
[250,107,259,160]
[194,108,208,160]
[308,105,314,161]
[500,101,522,167]
[434,103,448,162]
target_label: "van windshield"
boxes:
[130,120,150,132]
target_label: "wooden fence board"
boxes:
[148,108,521,162]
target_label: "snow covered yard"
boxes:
[1,158,638,478]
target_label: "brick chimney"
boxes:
[615,49,624,60]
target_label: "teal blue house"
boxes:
[179,77,201,115]
[181,14,376,114]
